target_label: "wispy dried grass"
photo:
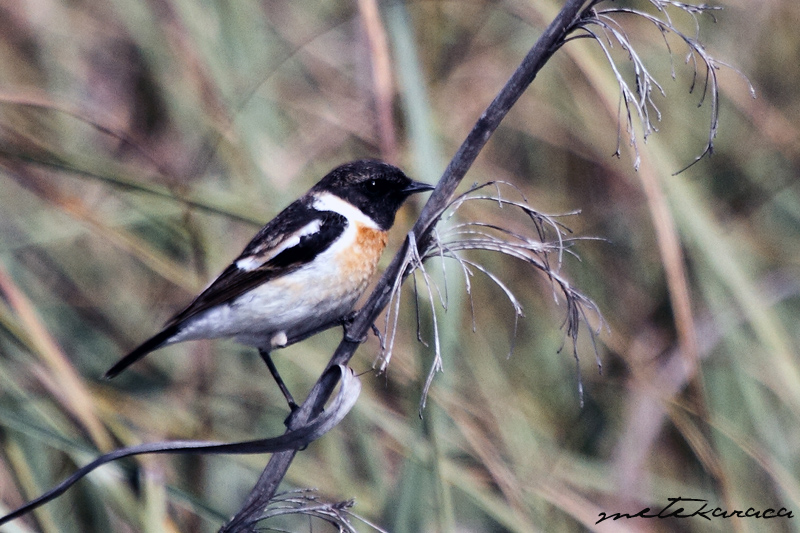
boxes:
[570,0,754,171]
[379,181,604,412]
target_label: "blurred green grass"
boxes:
[2,0,800,531]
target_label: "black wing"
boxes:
[104,199,347,378]
[167,202,347,325]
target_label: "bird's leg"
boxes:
[258,348,298,412]
[341,311,367,344]
[370,323,385,352]
[341,311,383,349]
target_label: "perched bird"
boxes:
[104,159,433,408]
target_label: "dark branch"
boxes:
[220,0,592,530]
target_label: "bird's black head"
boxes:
[312,159,433,230]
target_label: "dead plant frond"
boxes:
[379,181,605,409]
[250,489,387,533]
[569,0,754,171]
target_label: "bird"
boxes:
[104,159,434,409]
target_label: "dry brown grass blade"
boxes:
[0,262,112,452]
[358,0,399,164]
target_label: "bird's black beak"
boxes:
[403,180,435,195]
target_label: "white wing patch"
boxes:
[235,219,323,271]
[235,256,262,271]
[312,191,379,229]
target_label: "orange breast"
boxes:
[336,224,388,289]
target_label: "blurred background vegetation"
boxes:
[1,0,799,531]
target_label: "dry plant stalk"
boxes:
[224,0,741,530]
[224,1,747,530]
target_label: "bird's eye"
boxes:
[365,179,379,191]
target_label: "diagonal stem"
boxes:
[220,1,591,530]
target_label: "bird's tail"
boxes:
[103,325,179,379]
